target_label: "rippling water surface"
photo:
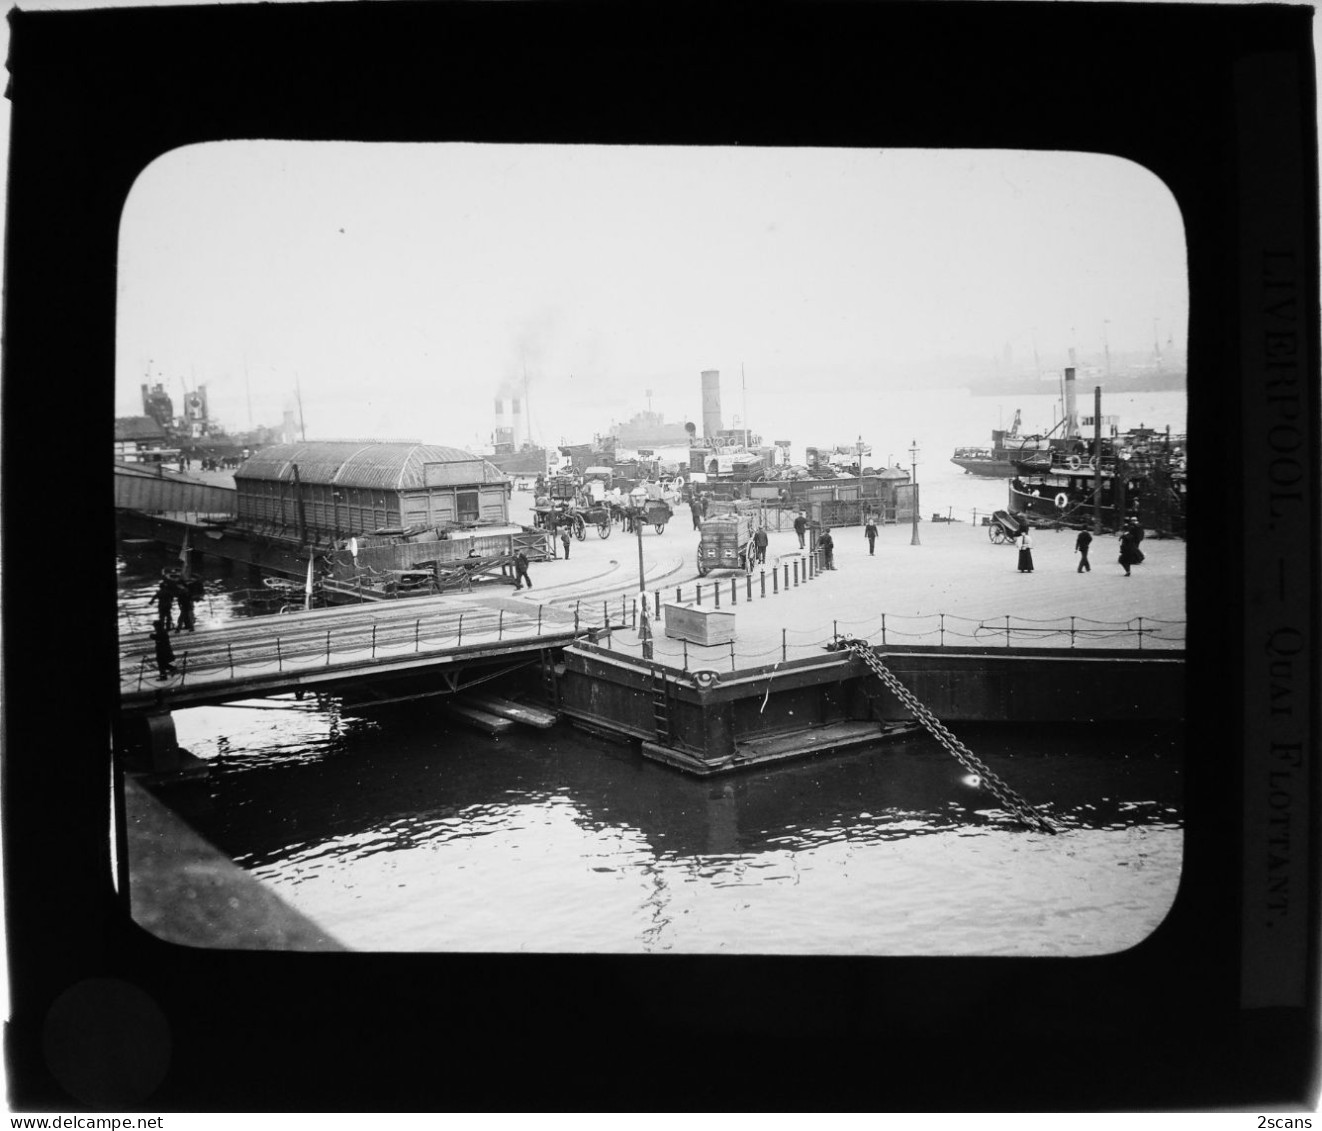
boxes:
[159,694,1181,957]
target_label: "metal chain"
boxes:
[842,639,1056,834]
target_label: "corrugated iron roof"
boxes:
[234,442,508,490]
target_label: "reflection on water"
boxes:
[159,694,1182,957]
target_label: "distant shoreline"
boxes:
[967,373,1187,397]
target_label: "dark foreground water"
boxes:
[120,549,1183,957]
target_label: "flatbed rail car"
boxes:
[696,512,756,576]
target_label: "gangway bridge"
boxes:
[118,591,602,768]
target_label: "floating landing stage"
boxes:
[557,639,1184,776]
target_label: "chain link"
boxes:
[841,639,1056,834]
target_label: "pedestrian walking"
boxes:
[151,580,175,631]
[151,620,178,680]
[174,582,196,632]
[1074,529,1093,572]
[700,494,710,518]
[690,499,702,530]
[818,528,835,570]
[793,511,808,549]
[1118,528,1145,576]
[753,527,768,565]
[513,549,532,589]
[560,529,571,560]
[1016,525,1035,573]
[864,519,878,555]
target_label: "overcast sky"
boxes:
[114,143,1188,450]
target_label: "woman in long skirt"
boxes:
[1016,525,1035,573]
[1118,529,1145,576]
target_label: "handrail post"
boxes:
[371,624,377,658]
[881,613,886,646]
[940,614,945,647]
[782,628,787,662]
[683,639,689,671]
[1005,615,1011,648]
[1137,616,1144,650]
[574,601,580,632]
[327,629,332,665]
[228,643,235,677]
[458,613,464,647]
[729,641,736,672]
[1070,616,1075,649]
[277,637,284,672]
[499,610,505,640]
[538,605,543,635]
[416,619,421,651]
[833,619,838,644]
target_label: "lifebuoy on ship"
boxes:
[692,669,721,689]
[1053,492,1070,510]
[1067,454,1081,470]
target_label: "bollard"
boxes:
[793,561,799,587]
[676,587,682,604]
[772,569,778,595]
[747,573,753,601]
[784,562,790,590]
[760,570,766,598]
[655,591,661,619]
[714,583,720,608]
[731,578,737,605]
[696,584,702,606]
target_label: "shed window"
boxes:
[457,490,479,523]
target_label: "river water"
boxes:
[120,387,1185,957]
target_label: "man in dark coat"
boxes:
[818,528,835,570]
[513,550,532,589]
[864,519,878,555]
[151,620,178,680]
[690,499,702,530]
[793,511,808,549]
[560,529,572,560]
[1074,529,1093,572]
[152,581,175,631]
[753,527,768,565]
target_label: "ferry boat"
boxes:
[949,409,1072,477]
[1008,438,1187,533]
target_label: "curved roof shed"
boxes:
[235,442,507,489]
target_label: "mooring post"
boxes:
[676,586,682,604]
[792,561,799,587]
[746,573,753,601]
[731,578,737,605]
[772,569,778,595]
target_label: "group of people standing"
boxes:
[149,568,205,680]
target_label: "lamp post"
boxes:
[636,505,653,659]
[909,439,921,546]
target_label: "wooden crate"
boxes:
[663,603,736,646]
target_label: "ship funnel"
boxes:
[701,370,723,440]
[1063,367,1079,437]
[511,396,523,448]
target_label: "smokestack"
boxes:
[1063,367,1079,436]
[701,370,723,441]
[511,397,523,448]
